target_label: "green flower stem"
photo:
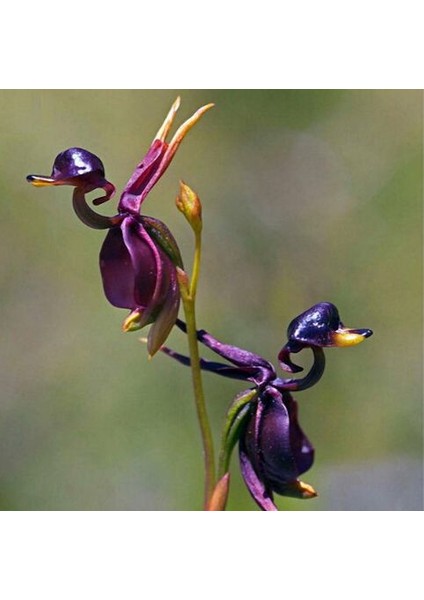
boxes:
[190,229,202,299]
[178,228,216,509]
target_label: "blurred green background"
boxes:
[0,90,422,511]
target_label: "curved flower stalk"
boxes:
[27,99,213,355]
[161,303,372,510]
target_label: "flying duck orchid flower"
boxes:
[27,98,213,355]
[239,385,316,511]
[160,303,372,510]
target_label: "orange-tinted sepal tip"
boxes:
[207,473,231,511]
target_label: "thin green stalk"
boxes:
[178,228,216,509]
[190,229,202,299]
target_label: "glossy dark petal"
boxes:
[283,393,314,475]
[121,216,165,310]
[239,435,278,511]
[99,226,136,308]
[52,147,106,182]
[99,215,161,311]
[239,386,315,509]
[254,388,300,492]
[286,302,341,348]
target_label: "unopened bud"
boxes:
[176,181,202,233]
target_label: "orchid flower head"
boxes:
[239,385,317,511]
[279,302,373,373]
[27,99,212,355]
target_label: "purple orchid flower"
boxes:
[239,385,316,511]
[27,98,213,355]
[161,303,372,510]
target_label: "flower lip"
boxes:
[27,147,115,202]
[286,302,373,349]
[26,173,57,186]
[279,302,373,372]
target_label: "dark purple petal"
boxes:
[159,345,255,380]
[283,393,314,475]
[99,215,161,311]
[174,323,275,384]
[121,216,164,311]
[238,386,316,509]
[255,387,300,493]
[239,436,278,511]
[99,226,136,308]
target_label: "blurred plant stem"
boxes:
[177,228,216,509]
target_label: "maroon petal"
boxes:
[256,387,300,493]
[99,226,136,308]
[283,394,314,476]
[121,216,165,312]
[239,437,278,511]
[99,215,161,311]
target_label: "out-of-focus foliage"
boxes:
[0,90,421,510]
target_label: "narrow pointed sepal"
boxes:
[147,280,180,357]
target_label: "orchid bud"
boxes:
[176,181,202,233]
[207,473,231,511]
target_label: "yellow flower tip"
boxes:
[26,174,57,187]
[282,480,318,499]
[122,310,142,332]
[297,481,318,499]
[154,96,182,142]
[169,102,214,148]
[332,327,372,347]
